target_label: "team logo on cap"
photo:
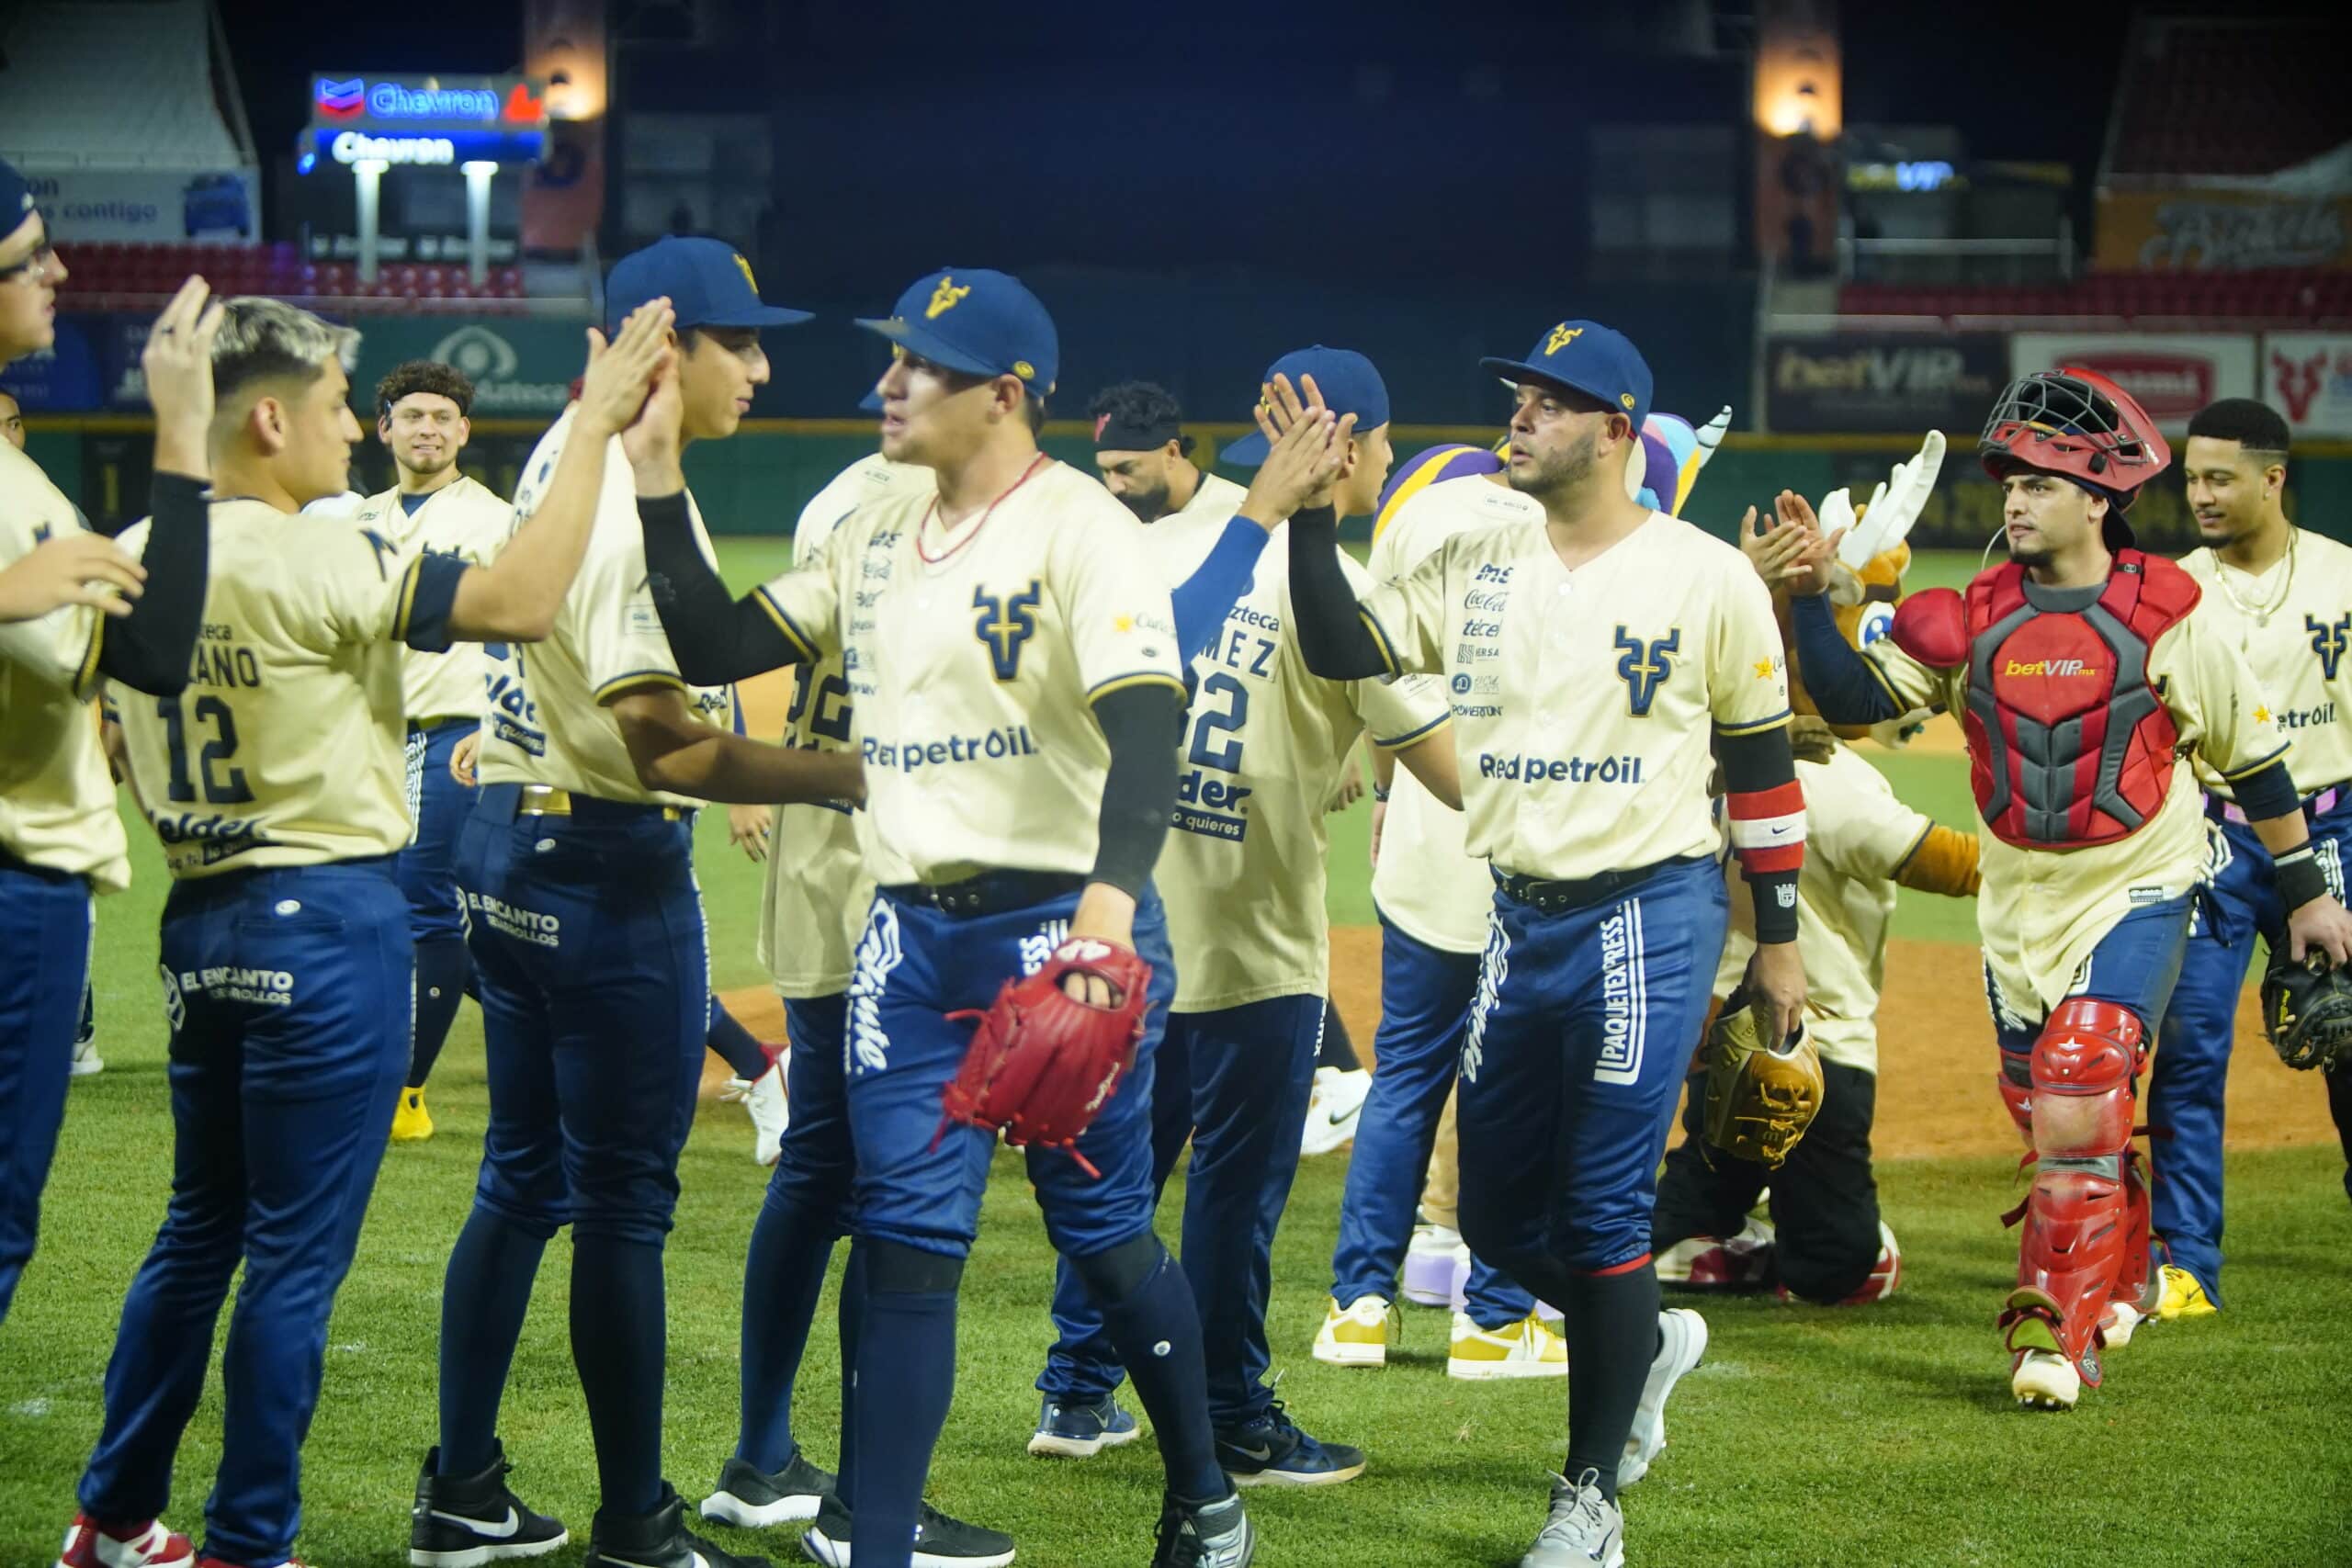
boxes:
[733,253,757,290]
[927,276,971,319]
[1621,392,1636,409]
[1545,323,1582,355]
[1013,360,1035,380]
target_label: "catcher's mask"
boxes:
[1980,367,2171,548]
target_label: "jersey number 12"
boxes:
[157,694,254,805]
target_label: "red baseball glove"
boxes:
[939,936,1154,1179]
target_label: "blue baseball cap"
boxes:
[0,156,40,240]
[854,267,1058,398]
[604,236,813,334]
[1221,346,1390,466]
[1481,320,1652,430]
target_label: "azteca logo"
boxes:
[430,325,571,413]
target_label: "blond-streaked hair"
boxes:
[209,297,361,409]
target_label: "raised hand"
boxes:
[1737,504,1813,590]
[579,298,674,439]
[1773,490,1847,599]
[1238,375,1353,525]
[0,532,146,622]
[144,276,228,479]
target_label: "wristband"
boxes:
[1371,784,1390,803]
[2276,845,2329,910]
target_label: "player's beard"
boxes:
[401,448,457,482]
[1116,481,1170,523]
[2195,502,2259,549]
[1506,425,1598,502]
[2005,535,2054,569]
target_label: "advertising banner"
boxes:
[2094,189,2352,273]
[1766,333,2007,433]
[2010,333,2257,429]
[0,315,108,412]
[346,317,585,418]
[18,167,259,244]
[309,73,548,167]
[2263,333,2352,437]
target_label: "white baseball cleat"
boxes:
[1655,1216,1775,1290]
[2011,1348,2081,1411]
[1300,1067,1371,1156]
[1519,1470,1623,1568]
[1618,1307,1708,1487]
[1401,1223,1464,1308]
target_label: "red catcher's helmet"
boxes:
[1979,367,2172,512]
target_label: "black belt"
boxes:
[884,869,1088,918]
[1493,854,1710,915]
[478,782,688,825]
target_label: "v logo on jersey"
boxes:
[973,581,1042,682]
[1613,626,1679,717]
[2308,613,2350,682]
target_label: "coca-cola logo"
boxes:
[2049,352,2212,417]
[2140,198,2346,272]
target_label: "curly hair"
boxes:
[1087,379,1184,430]
[376,359,477,421]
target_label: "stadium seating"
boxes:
[2107,20,2346,179]
[53,243,533,314]
[1838,269,2352,323]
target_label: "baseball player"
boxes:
[1032,351,1457,1478]
[1656,468,1984,1303]
[640,267,1283,1568]
[0,386,24,449]
[3,166,213,1344]
[700,445,1023,1567]
[52,293,669,1568]
[1784,367,2352,1411]
[1283,321,1806,1568]
[351,360,511,1143]
[2154,395,2352,1311]
[415,239,861,1568]
[1317,442,1556,1380]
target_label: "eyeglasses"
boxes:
[0,243,61,285]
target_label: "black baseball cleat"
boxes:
[582,1483,772,1568]
[800,1492,1015,1567]
[1150,1490,1255,1568]
[698,1450,837,1528]
[409,1442,569,1568]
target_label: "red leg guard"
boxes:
[1996,1074,2035,1144]
[2117,1148,2154,1311]
[2004,998,2147,1381]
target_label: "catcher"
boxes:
[637,269,1288,1566]
[1784,367,2352,1411]
[1657,438,1984,1306]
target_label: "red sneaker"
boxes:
[54,1515,195,1568]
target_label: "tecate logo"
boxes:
[2056,353,2212,416]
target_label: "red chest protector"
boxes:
[1953,551,2199,849]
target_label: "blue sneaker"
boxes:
[1026,1393,1144,1459]
[1214,1402,1366,1486]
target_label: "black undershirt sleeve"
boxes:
[1284,505,1390,679]
[96,472,209,695]
[1788,593,1903,726]
[638,491,808,683]
[1089,682,1183,899]
[2232,758,2301,824]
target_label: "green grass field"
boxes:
[6,546,2351,1567]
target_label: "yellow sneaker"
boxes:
[1311,1295,1395,1369]
[390,1087,435,1143]
[2156,1264,2218,1321]
[1447,1311,1567,1381]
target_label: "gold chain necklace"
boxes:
[2213,528,2297,627]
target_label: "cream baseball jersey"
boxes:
[352,476,511,724]
[2181,529,2352,800]
[111,499,452,879]
[1146,515,1448,1011]
[1356,511,1791,883]
[0,442,127,889]
[474,406,734,806]
[754,458,1187,886]
[1715,745,1937,1073]
[758,452,934,998]
[1364,472,1543,953]
[1854,605,2285,1010]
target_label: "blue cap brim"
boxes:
[1479,357,1645,423]
[698,303,815,327]
[857,389,883,412]
[853,316,1001,378]
[1220,431,1272,466]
